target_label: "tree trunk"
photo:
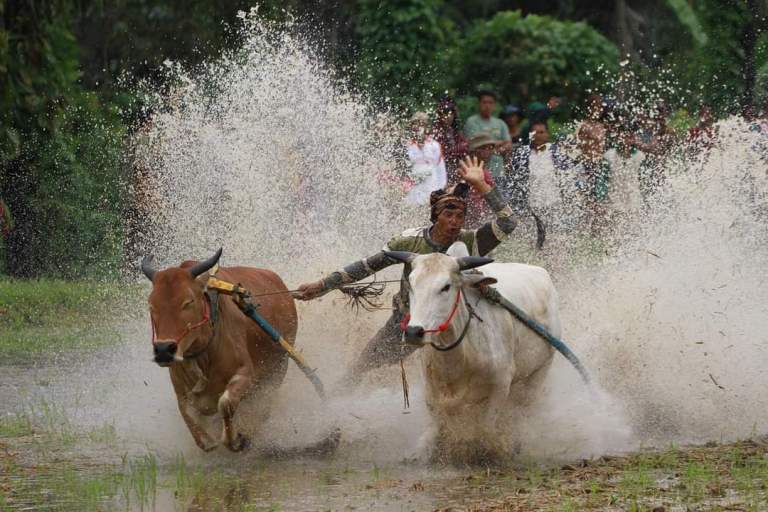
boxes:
[741,0,759,117]
[614,0,634,59]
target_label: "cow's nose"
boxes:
[404,325,425,345]
[154,342,177,364]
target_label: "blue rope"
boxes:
[484,288,591,385]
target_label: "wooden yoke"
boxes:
[205,275,326,399]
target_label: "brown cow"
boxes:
[141,248,297,452]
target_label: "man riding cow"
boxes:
[294,155,521,384]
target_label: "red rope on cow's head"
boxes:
[399,289,462,333]
[150,297,211,345]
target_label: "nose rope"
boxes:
[399,290,477,351]
[399,289,462,334]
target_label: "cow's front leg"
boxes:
[178,400,218,452]
[218,372,254,452]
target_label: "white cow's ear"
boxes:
[462,273,498,288]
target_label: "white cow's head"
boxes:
[385,242,496,346]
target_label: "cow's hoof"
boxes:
[229,433,251,452]
[201,442,219,452]
[314,427,342,456]
[195,437,219,452]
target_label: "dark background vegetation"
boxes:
[1,0,767,278]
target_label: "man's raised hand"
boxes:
[458,156,492,194]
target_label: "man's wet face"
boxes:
[435,208,465,239]
[410,120,428,140]
[531,123,549,147]
[479,95,496,118]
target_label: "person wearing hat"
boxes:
[294,155,520,385]
[501,104,526,144]
[464,133,497,226]
[463,89,512,179]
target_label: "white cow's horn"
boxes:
[456,256,493,271]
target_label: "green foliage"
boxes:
[0,3,128,278]
[451,11,620,106]
[355,0,452,111]
[665,0,708,48]
[680,0,751,114]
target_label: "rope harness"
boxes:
[149,273,327,399]
[205,276,327,399]
[150,296,211,347]
[397,289,483,351]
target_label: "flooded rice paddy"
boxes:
[4,11,768,511]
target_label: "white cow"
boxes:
[387,243,559,461]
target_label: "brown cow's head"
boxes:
[142,248,222,367]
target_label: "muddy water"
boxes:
[0,315,539,512]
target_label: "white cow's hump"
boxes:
[481,261,552,287]
[478,261,558,328]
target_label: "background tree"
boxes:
[354,0,453,110]
[450,10,619,106]
[0,0,126,277]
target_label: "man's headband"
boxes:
[430,185,468,223]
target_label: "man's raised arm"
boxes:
[458,156,518,256]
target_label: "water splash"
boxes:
[89,12,768,464]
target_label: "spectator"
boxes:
[464,89,512,179]
[605,126,644,217]
[686,104,717,150]
[404,111,447,205]
[508,119,572,222]
[464,133,497,227]
[633,100,676,198]
[432,96,468,183]
[519,97,562,144]
[575,94,611,231]
[500,104,525,144]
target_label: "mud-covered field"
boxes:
[2,274,768,511]
[3,414,768,511]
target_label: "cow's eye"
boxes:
[440,284,450,293]
[181,300,194,309]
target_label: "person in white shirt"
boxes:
[605,129,644,217]
[508,119,571,210]
[506,119,573,246]
[404,112,447,205]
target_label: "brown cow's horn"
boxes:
[187,248,223,277]
[383,251,418,264]
[141,255,158,282]
[456,256,494,271]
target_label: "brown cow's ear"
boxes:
[141,255,158,282]
[461,273,497,288]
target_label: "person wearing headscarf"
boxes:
[294,156,520,385]
[432,96,469,183]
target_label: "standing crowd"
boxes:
[398,89,723,240]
